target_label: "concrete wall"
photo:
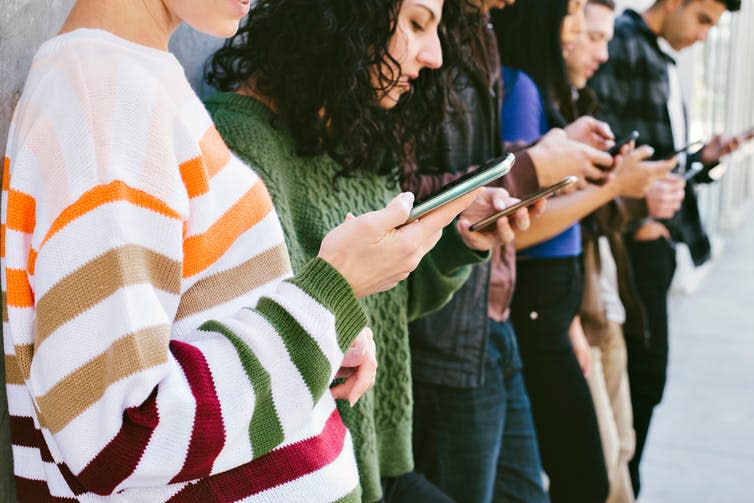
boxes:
[0,4,221,501]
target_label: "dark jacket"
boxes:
[588,9,718,266]
[402,21,537,388]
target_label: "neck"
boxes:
[641,5,665,37]
[60,0,178,50]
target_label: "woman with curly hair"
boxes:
[205,0,518,501]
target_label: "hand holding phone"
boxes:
[469,176,579,232]
[404,153,515,224]
[607,130,640,156]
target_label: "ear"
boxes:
[663,0,685,12]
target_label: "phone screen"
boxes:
[405,153,516,224]
[469,176,578,232]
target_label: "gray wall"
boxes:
[0,4,221,501]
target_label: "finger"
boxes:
[366,192,415,229]
[511,207,530,231]
[406,188,484,240]
[495,216,516,244]
[629,145,655,162]
[585,145,614,168]
[530,197,547,217]
[347,349,378,406]
[334,367,356,379]
[340,344,366,368]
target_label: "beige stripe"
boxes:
[4,344,33,385]
[36,245,181,346]
[175,243,291,321]
[2,290,7,322]
[36,325,170,434]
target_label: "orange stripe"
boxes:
[183,181,273,278]
[2,156,9,191]
[28,181,183,273]
[200,125,232,179]
[178,126,233,199]
[6,189,35,234]
[6,268,34,308]
[27,249,37,275]
[179,156,209,198]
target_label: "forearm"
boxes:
[515,183,619,249]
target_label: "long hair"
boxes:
[492,0,575,126]
[207,0,469,180]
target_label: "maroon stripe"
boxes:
[168,409,347,503]
[76,389,160,495]
[169,340,226,483]
[10,415,87,495]
[10,415,53,462]
[15,477,78,503]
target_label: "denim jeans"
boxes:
[413,319,549,503]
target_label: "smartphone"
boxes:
[668,140,705,159]
[607,130,640,156]
[404,153,516,224]
[469,175,579,232]
[683,162,704,182]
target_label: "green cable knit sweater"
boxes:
[206,93,486,502]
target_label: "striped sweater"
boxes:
[1,29,368,502]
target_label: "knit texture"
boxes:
[1,29,368,502]
[206,93,485,502]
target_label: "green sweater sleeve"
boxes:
[406,223,489,322]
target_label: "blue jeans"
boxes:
[413,319,549,503]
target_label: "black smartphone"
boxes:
[607,130,640,156]
[469,175,579,232]
[404,153,516,224]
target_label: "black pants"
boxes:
[511,256,609,503]
[624,237,677,495]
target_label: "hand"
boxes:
[528,128,614,187]
[568,317,592,378]
[606,146,676,198]
[456,187,528,250]
[645,173,685,219]
[700,134,741,164]
[318,189,482,297]
[331,327,377,406]
[564,116,615,150]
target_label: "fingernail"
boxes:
[400,192,415,207]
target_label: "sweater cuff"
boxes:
[287,258,368,351]
[432,223,490,275]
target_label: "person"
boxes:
[587,0,743,494]
[492,0,676,501]
[204,1,518,501]
[0,0,484,501]
[563,2,683,502]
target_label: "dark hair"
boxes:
[492,0,575,127]
[677,0,741,11]
[207,0,469,180]
[588,0,616,11]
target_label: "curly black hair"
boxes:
[207,0,471,180]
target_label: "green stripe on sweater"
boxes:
[200,319,284,458]
[286,258,367,351]
[256,296,332,398]
[332,486,362,503]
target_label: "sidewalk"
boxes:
[637,212,754,502]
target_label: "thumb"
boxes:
[367,192,415,229]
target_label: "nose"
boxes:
[597,41,609,63]
[418,33,443,69]
[697,27,711,42]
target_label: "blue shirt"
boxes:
[501,68,581,258]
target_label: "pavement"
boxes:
[637,211,754,503]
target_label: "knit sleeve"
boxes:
[2,58,366,496]
[406,224,487,322]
